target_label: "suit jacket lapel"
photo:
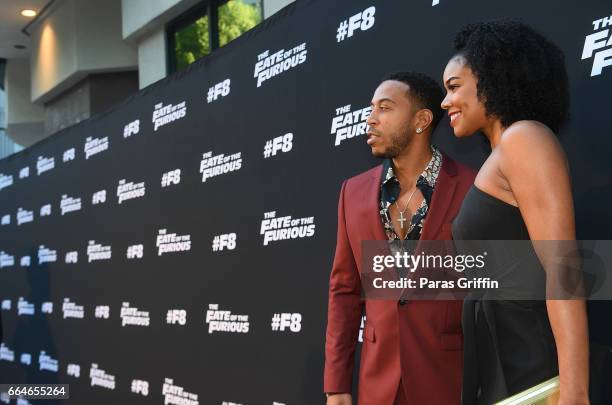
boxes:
[420,155,457,241]
[366,166,387,241]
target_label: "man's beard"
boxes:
[373,128,412,159]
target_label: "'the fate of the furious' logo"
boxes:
[254,43,308,87]
[331,104,372,146]
[582,13,612,76]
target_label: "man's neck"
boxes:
[391,140,432,189]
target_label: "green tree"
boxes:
[174,1,262,71]
[218,1,261,47]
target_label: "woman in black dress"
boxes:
[441,21,589,405]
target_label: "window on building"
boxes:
[0,58,5,134]
[0,59,23,157]
[172,10,211,71]
[168,0,263,72]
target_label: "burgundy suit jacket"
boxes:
[324,154,477,405]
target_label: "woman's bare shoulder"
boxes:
[498,120,565,161]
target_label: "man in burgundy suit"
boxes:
[324,72,477,405]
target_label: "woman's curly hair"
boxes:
[453,21,569,133]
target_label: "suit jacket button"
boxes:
[399,299,407,306]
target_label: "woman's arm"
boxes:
[498,120,589,405]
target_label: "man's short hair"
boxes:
[382,71,445,131]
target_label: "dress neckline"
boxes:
[472,185,520,210]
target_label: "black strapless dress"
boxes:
[453,185,558,405]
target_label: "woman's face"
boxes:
[441,57,489,137]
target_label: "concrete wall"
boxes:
[30,0,137,104]
[30,0,78,105]
[5,58,44,147]
[263,0,294,18]
[43,71,138,136]
[137,27,167,89]
[122,0,200,41]
[74,0,137,73]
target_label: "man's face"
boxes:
[367,80,416,158]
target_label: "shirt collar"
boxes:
[381,146,442,188]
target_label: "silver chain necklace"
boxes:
[395,186,417,229]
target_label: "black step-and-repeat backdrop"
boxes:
[0,0,611,404]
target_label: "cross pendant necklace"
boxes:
[398,211,408,229]
[395,187,418,230]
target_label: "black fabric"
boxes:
[453,186,558,405]
[0,0,609,403]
